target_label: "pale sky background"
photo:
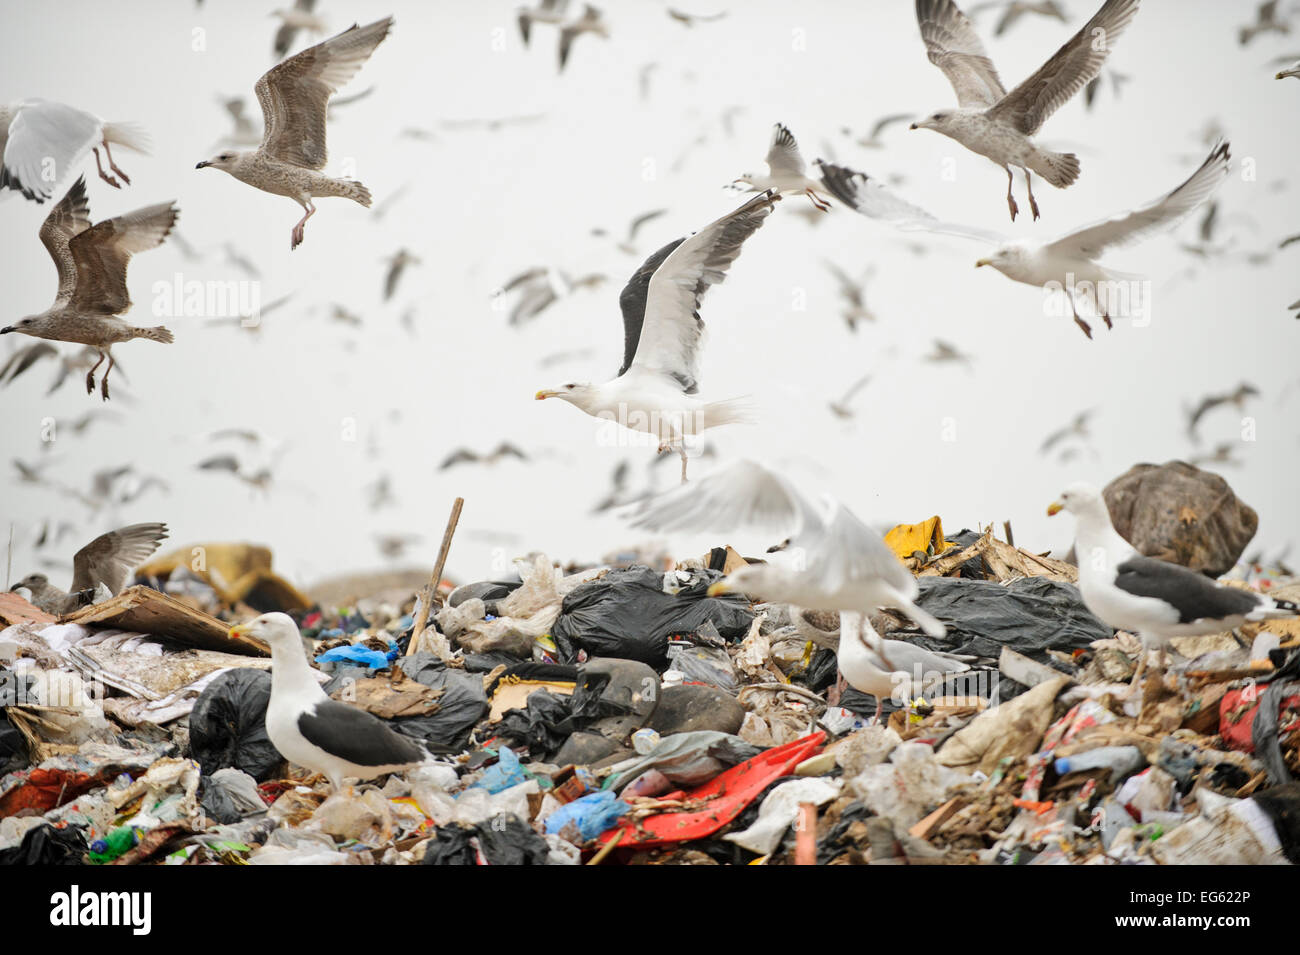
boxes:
[3,0,1298,593]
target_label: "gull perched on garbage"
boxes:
[1,177,178,400]
[911,0,1141,220]
[731,123,834,211]
[196,17,393,250]
[1049,483,1300,697]
[1,100,148,203]
[975,142,1231,338]
[631,459,946,636]
[11,522,168,616]
[836,611,970,722]
[536,192,778,482]
[229,613,432,792]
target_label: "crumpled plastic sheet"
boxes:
[851,741,974,830]
[544,790,630,842]
[608,731,762,791]
[722,776,843,855]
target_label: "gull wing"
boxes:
[68,200,179,315]
[916,0,1008,108]
[817,160,1003,241]
[764,123,806,178]
[71,522,168,594]
[39,176,93,306]
[0,100,102,203]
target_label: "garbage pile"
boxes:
[2,525,1298,866]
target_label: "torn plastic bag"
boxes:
[198,768,267,824]
[382,653,489,751]
[420,824,479,864]
[494,689,576,760]
[0,823,87,865]
[910,576,1109,664]
[667,643,738,693]
[544,790,630,842]
[608,731,762,791]
[722,776,842,855]
[188,669,284,781]
[476,815,551,864]
[550,566,754,667]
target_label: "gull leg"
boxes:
[99,352,115,402]
[92,147,122,189]
[290,200,316,251]
[101,140,131,185]
[85,350,106,394]
[1068,294,1092,340]
[678,444,689,483]
[805,188,831,212]
[1004,166,1019,221]
[1021,166,1040,220]
[872,695,882,725]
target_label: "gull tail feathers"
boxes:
[133,326,174,344]
[1249,597,1300,620]
[102,123,151,155]
[699,395,754,430]
[897,598,946,638]
[1032,149,1080,189]
[330,179,373,207]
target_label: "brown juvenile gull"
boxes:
[1,100,148,203]
[911,0,1141,220]
[0,177,178,400]
[196,17,394,250]
[11,522,168,615]
[536,192,779,482]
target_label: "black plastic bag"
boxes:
[494,689,577,759]
[188,669,284,781]
[388,653,489,751]
[475,815,551,865]
[0,824,87,865]
[909,575,1110,662]
[420,824,478,865]
[198,775,245,825]
[551,566,754,667]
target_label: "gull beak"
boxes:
[535,389,553,400]
[909,123,918,130]
[228,622,251,640]
[975,258,991,268]
[1047,501,1064,517]
[195,161,210,169]
[0,326,13,335]
[706,581,730,597]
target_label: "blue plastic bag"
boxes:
[543,790,629,841]
[470,746,529,793]
[315,644,392,670]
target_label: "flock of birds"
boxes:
[3,1,1299,781]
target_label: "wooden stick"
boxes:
[1002,520,1014,548]
[407,497,464,657]
[794,803,818,865]
[586,828,625,865]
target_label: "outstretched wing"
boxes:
[39,176,93,305]
[987,0,1141,134]
[0,100,102,203]
[617,238,684,378]
[255,16,393,169]
[69,200,179,314]
[71,522,168,595]
[816,160,1002,241]
[916,0,1008,107]
[629,191,779,391]
[764,123,805,178]
[1046,141,1228,259]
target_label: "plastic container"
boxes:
[1054,745,1145,783]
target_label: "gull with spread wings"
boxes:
[536,192,779,482]
[1,177,178,400]
[911,0,1141,220]
[12,523,168,616]
[196,18,393,249]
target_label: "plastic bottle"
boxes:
[88,826,139,864]
[1054,745,1145,783]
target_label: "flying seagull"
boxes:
[11,522,168,615]
[1,177,178,400]
[1239,1,1290,46]
[828,373,873,419]
[558,4,609,71]
[911,0,1141,220]
[970,0,1068,36]
[1,100,148,203]
[272,0,327,58]
[438,442,530,470]
[196,18,393,250]
[815,160,1001,240]
[731,123,833,211]
[631,458,947,636]
[974,142,1230,338]
[1186,382,1259,442]
[1040,409,1093,455]
[823,261,878,331]
[382,249,421,301]
[536,192,778,482]
[1049,483,1298,698]
[229,613,435,792]
[518,0,569,46]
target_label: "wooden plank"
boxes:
[0,591,57,629]
[999,645,1075,688]
[59,586,268,656]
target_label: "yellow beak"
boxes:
[228,622,251,639]
[706,581,730,597]
[1046,501,1063,517]
[975,258,991,268]
[535,390,553,400]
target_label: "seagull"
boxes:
[382,249,421,301]
[518,0,569,46]
[835,611,971,722]
[1239,0,1290,46]
[1188,442,1244,469]
[11,523,168,615]
[823,261,878,331]
[970,0,1068,36]
[498,268,606,326]
[0,177,178,400]
[197,455,274,493]
[667,8,728,26]
[1083,67,1131,110]
[214,96,263,149]
[272,0,327,58]
[631,459,947,636]
[1050,483,1299,698]
[850,113,915,149]
[924,338,974,368]
[828,373,873,420]
[730,123,833,211]
[535,192,778,482]
[591,208,669,255]
[1040,409,1093,455]
[196,18,393,250]
[558,4,609,71]
[815,160,1001,240]
[911,0,1141,220]
[228,613,433,792]
[0,342,59,386]
[438,442,530,471]
[1,100,148,203]
[1186,382,1259,442]
[974,141,1230,338]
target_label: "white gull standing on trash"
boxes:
[535,192,778,482]
[229,613,430,792]
[629,458,946,636]
[1049,482,1300,697]
[835,610,970,722]
[195,17,393,250]
[910,0,1141,220]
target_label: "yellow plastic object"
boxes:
[884,516,956,561]
[136,542,312,612]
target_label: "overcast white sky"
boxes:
[3,0,1298,593]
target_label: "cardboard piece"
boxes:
[59,586,268,656]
